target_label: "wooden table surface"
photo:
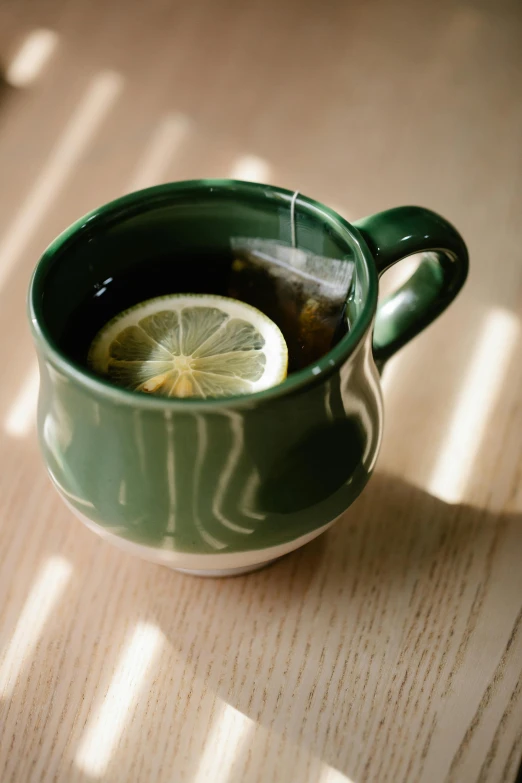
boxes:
[0,0,521,781]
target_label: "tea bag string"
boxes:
[290,190,299,249]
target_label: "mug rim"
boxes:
[29,179,378,410]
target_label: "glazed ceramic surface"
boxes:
[29,181,468,573]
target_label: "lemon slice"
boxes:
[88,293,288,399]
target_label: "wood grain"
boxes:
[0,0,521,781]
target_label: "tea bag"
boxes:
[230,191,354,370]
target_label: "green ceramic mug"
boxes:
[29,180,468,575]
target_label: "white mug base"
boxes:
[173,559,280,577]
[59,494,337,575]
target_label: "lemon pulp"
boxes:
[87,293,288,399]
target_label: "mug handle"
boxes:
[353,206,469,367]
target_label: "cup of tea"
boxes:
[29,180,468,575]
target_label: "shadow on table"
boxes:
[150,470,522,782]
[0,75,17,122]
[2,461,520,783]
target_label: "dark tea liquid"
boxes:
[61,249,349,375]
